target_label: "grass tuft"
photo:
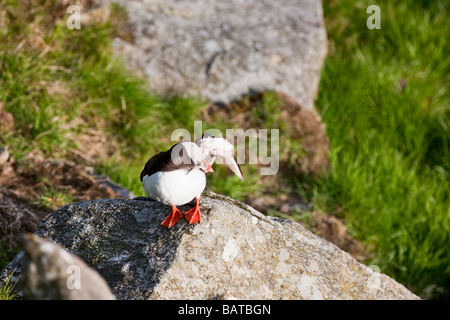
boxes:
[38,187,74,211]
[0,269,17,300]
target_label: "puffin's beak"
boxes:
[205,164,214,173]
[205,162,214,173]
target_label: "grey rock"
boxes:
[86,166,136,199]
[111,0,328,110]
[1,191,419,299]
[19,234,115,300]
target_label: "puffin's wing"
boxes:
[195,133,244,181]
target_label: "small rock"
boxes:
[0,147,9,165]
[19,234,115,300]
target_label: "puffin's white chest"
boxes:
[142,169,206,206]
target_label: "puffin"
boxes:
[140,134,244,228]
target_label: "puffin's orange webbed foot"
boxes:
[161,205,183,228]
[185,197,201,224]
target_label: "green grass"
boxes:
[298,0,449,298]
[0,1,206,195]
[38,187,74,211]
[0,270,16,300]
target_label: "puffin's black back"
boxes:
[140,143,196,181]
